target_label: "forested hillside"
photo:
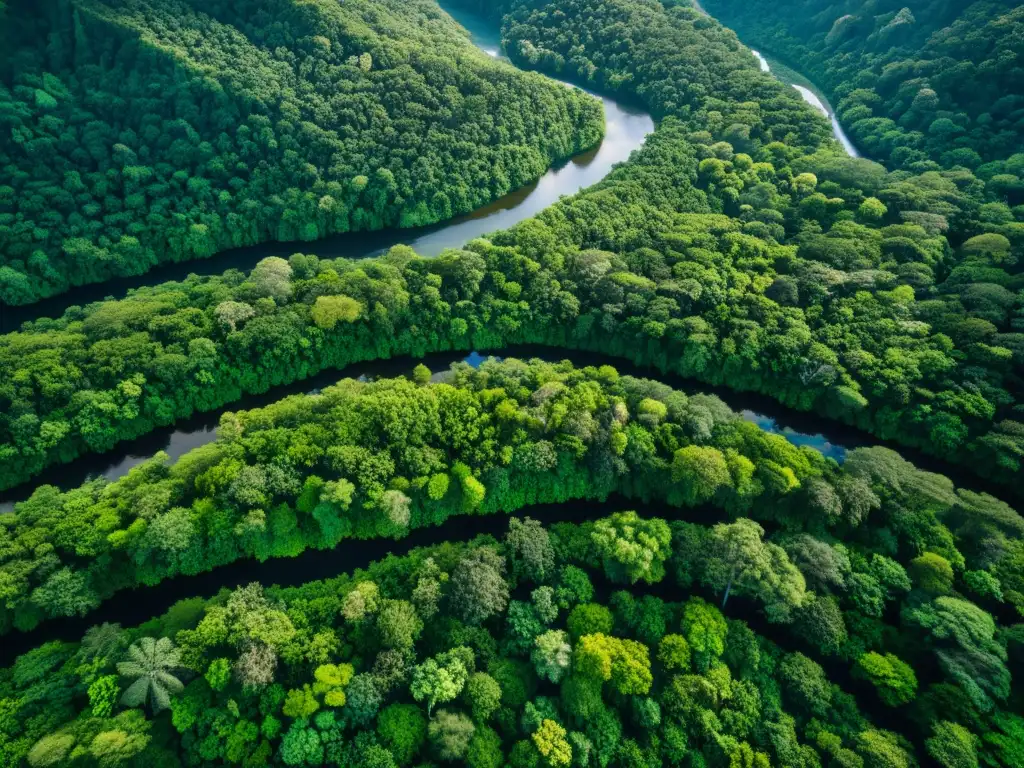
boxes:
[2,360,1023,767]
[701,0,1024,173]
[3,0,1021,497]
[0,0,603,304]
[4,1,1024,766]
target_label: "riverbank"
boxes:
[0,3,653,331]
[690,0,860,157]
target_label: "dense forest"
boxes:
[701,0,1024,172]
[3,496,1024,766]
[2,111,1022,492]
[0,0,603,304]
[4,0,1024,766]
[7,355,1022,632]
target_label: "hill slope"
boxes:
[0,0,604,304]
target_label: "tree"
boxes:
[280,720,323,766]
[657,635,691,672]
[590,511,671,584]
[344,674,383,726]
[506,517,556,585]
[205,658,231,692]
[573,634,652,695]
[926,721,978,768]
[466,726,504,768]
[283,685,320,719]
[465,672,502,723]
[909,553,954,596]
[313,663,354,706]
[567,603,613,640]
[27,734,75,767]
[671,446,732,504]
[378,703,427,765]
[904,597,1010,711]
[250,257,293,301]
[429,709,475,761]
[533,720,572,768]
[377,599,423,649]
[88,675,120,717]
[342,581,381,623]
[532,586,559,625]
[31,567,100,618]
[796,595,848,655]
[854,653,918,707]
[411,651,470,717]
[703,519,808,622]
[214,300,255,332]
[780,652,832,717]
[533,630,572,683]
[311,295,363,329]
[412,364,432,386]
[117,637,183,713]
[234,643,278,689]
[449,547,509,625]
[682,598,728,673]
[856,730,915,768]
[857,197,887,223]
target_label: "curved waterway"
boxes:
[0,4,653,332]
[750,50,860,158]
[691,1,859,157]
[2,344,1015,513]
[0,347,853,514]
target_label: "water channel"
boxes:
[0,2,1006,514]
[0,6,1010,699]
[691,0,860,157]
[0,3,654,332]
[0,346,852,514]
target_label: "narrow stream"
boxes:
[0,4,654,332]
[0,347,851,514]
[750,50,861,157]
[692,1,859,157]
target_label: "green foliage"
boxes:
[573,633,652,695]
[854,653,918,707]
[0,0,604,304]
[567,603,614,641]
[204,658,231,692]
[116,637,183,713]
[88,674,120,718]
[465,672,502,723]
[2,508,1017,768]
[591,512,671,584]
[657,634,691,673]
[450,547,510,625]
[283,685,320,719]
[927,721,979,768]
[682,598,728,673]
[377,703,427,766]
[411,650,469,717]
[429,709,475,761]
[533,719,572,767]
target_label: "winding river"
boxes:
[692,1,860,157]
[0,346,852,514]
[0,4,653,332]
[0,3,1005,515]
[0,4,1014,676]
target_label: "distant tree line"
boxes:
[702,0,1024,173]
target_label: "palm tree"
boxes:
[117,637,184,712]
